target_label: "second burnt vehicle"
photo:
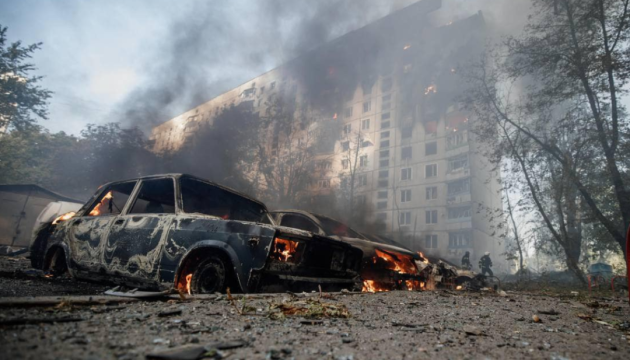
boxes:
[30,174,362,294]
[269,210,427,292]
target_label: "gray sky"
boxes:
[0,0,529,135]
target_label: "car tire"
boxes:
[191,255,227,294]
[45,247,69,277]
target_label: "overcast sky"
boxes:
[0,0,531,136]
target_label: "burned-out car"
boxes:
[270,210,426,292]
[30,174,362,293]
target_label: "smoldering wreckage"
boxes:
[30,174,475,295]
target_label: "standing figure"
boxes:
[461,251,471,270]
[479,252,493,277]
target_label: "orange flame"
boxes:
[273,238,300,262]
[52,211,76,225]
[424,84,437,95]
[456,285,463,290]
[361,250,423,292]
[89,191,113,216]
[185,274,193,295]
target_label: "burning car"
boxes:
[30,174,362,294]
[269,210,426,292]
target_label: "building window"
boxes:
[270,81,276,90]
[344,106,353,118]
[425,210,438,224]
[317,161,332,170]
[380,140,390,148]
[358,175,368,187]
[382,78,393,92]
[361,140,371,148]
[399,212,412,225]
[377,201,387,210]
[378,179,388,188]
[401,125,412,139]
[449,232,471,249]
[379,159,389,168]
[378,191,388,199]
[448,155,469,172]
[360,155,368,167]
[401,167,412,181]
[401,189,412,203]
[356,195,367,206]
[402,146,412,160]
[426,186,438,200]
[425,121,437,135]
[381,131,390,139]
[425,234,438,249]
[379,170,389,179]
[382,102,391,111]
[318,180,330,188]
[425,142,437,156]
[425,164,437,178]
[448,206,472,220]
[447,132,467,149]
[381,121,390,129]
[341,159,349,170]
[362,119,370,130]
[382,94,392,102]
[363,101,372,113]
[447,178,470,196]
[342,141,350,151]
[343,124,352,135]
[380,149,390,158]
[376,213,387,221]
[381,112,391,120]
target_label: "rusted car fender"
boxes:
[174,240,248,291]
[43,241,78,277]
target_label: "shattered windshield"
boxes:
[181,178,271,224]
[315,215,364,238]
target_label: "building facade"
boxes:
[149,0,505,270]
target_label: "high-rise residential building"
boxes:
[149,0,505,270]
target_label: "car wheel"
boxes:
[191,256,227,294]
[45,247,69,277]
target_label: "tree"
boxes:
[464,0,630,275]
[0,25,52,132]
[337,127,368,227]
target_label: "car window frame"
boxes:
[127,177,177,215]
[279,212,326,236]
[80,180,140,218]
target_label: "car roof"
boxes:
[99,173,267,209]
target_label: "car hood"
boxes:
[330,236,416,259]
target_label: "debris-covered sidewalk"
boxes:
[1,256,629,359]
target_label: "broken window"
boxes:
[343,124,351,135]
[426,186,438,200]
[449,232,471,248]
[181,178,271,223]
[425,210,438,224]
[425,121,438,135]
[448,154,469,172]
[361,140,371,148]
[363,101,372,113]
[87,181,136,217]
[425,234,438,249]
[362,119,370,130]
[341,141,350,151]
[425,164,437,178]
[401,167,412,181]
[425,142,437,156]
[448,206,472,220]
[401,189,412,203]
[447,132,467,149]
[341,159,349,170]
[129,179,175,214]
[447,178,470,196]
[318,180,331,188]
[240,88,255,98]
[280,215,320,233]
[401,146,412,160]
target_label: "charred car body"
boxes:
[270,210,427,292]
[30,174,362,293]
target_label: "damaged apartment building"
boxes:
[149,0,505,270]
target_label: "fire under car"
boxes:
[29,174,363,294]
[269,210,428,292]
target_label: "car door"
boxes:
[66,181,138,273]
[104,178,176,283]
[278,213,324,235]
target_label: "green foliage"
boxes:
[0,25,52,132]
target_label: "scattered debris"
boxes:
[146,340,247,360]
[532,315,542,323]
[0,316,84,326]
[538,310,560,315]
[269,298,351,320]
[104,287,171,298]
[157,309,183,317]
[462,325,486,336]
